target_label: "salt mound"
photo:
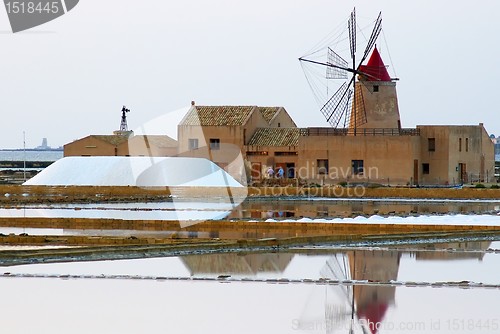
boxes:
[24,156,244,187]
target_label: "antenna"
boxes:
[120,106,130,132]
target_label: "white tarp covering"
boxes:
[24,156,244,187]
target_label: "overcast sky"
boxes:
[1,0,499,148]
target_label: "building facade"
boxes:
[64,134,178,157]
[64,50,495,186]
[177,103,296,180]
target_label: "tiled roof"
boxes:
[180,106,255,126]
[131,135,178,148]
[247,128,300,147]
[258,107,280,123]
[91,135,129,146]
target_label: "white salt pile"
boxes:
[24,157,244,187]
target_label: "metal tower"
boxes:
[120,106,130,131]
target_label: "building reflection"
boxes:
[227,199,499,219]
[411,241,491,261]
[180,252,294,276]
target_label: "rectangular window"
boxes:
[188,138,198,150]
[459,138,462,152]
[352,160,364,175]
[317,159,329,175]
[274,152,298,156]
[209,138,220,150]
[373,85,379,92]
[422,163,430,174]
[466,138,469,152]
[428,138,436,152]
[246,151,268,156]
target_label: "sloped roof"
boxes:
[358,46,391,82]
[247,128,300,146]
[130,135,178,148]
[258,107,280,123]
[180,106,255,126]
[91,135,129,146]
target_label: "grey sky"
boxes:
[0,0,498,148]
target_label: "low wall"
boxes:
[0,185,499,203]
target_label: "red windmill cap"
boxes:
[358,46,391,81]
[357,302,389,334]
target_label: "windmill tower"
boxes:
[113,106,134,137]
[299,8,401,134]
[354,46,401,130]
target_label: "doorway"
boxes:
[251,162,261,180]
[413,159,418,185]
[286,163,295,178]
[459,163,467,183]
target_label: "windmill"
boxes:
[299,8,383,135]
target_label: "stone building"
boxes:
[64,134,178,157]
[245,127,299,180]
[177,104,296,179]
[64,49,494,186]
[293,48,494,186]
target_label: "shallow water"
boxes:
[1,199,499,240]
[1,272,498,334]
[3,243,498,284]
[1,199,499,333]
[2,234,500,334]
[1,198,499,221]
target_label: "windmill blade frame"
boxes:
[320,80,352,128]
[348,8,356,61]
[359,11,382,67]
[326,47,349,79]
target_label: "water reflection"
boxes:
[0,198,498,221]
[303,250,400,334]
[1,278,497,334]
[298,241,493,333]
[176,241,494,334]
[181,252,294,276]
[228,199,500,220]
[2,241,498,333]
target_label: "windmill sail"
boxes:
[326,48,348,79]
[321,82,352,128]
[299,8,383,133]
[359,12,382,67]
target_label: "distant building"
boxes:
[37,138,49,150]
[64,109,178,157]
[34,137,61,150]
[64,134,178,157]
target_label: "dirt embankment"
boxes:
[0,185,498,204]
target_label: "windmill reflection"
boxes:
[302,240,491,334]
[320,250,400,334]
